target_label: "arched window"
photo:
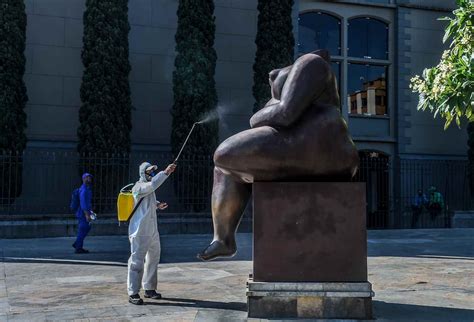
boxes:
[348,17,388,60]
[298,12,341,56]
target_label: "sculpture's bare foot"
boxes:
[197,240,236,261]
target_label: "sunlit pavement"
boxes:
[0,229,473,321]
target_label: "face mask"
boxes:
[145,171,156,181]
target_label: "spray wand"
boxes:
[173,121,201,164]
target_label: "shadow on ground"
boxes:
[0,234,253,266]
[1,230,473,267]
[374,300,474,321]
[367,229,474,259]
[148,297,247,312]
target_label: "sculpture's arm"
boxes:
[270,66,291,100]
[250,56,331,129]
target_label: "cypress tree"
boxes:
[78,0,132,154]
[171,0,218,157]
[78,0,132,211]
[253,0,295,112]
[0,0,28,205]
[171,0,218,211]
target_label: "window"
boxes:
[298,12,341,56]
[347,17,389,116]
[297,12,390,118]
[331,61,341,97]
[347,64,387,115]
[348,17,388,60]
[298,12,342,104]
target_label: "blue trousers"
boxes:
[74,217,91,249]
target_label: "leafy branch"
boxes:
[410,0,474,129]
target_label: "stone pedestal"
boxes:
[248,182,373,319]
[247,279,374,319]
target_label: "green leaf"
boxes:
[438,16,451,21]
[443,22,455,43]
[444,115,453,130]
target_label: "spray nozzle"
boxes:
[173,122,201,164]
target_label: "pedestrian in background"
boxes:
[411,189,428,228]
[428,186,444,221]
[72,173,94,254]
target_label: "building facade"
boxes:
[23,0,467,155]
[14,0,470,226]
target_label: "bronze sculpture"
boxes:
[198,50,359,261]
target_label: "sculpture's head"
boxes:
[310,49,330,63]
[268,49,340,106]
[310,49,340,106]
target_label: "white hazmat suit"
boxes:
[127,162,169,296]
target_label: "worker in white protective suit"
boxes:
[127,161,176,305]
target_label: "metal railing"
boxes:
[354,154,472,229]
[0,150,213,215]
[0,150,472,229]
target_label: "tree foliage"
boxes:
[171,0,219,157]
[410,0,473,129]
[0,0,28,206]
[78,0,132,154]
[0,0,27,152]
[171,0,219,211]
[78,0,132,211]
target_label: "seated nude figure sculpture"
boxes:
[198,50,359,261]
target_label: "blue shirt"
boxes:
[413,194,427,207]
[76,183,92,219]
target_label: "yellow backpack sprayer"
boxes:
[117,183,141,224]
[116,121,202,224]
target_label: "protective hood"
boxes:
[139,162,159,182]
[139,162,151,182]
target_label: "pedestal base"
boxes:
[247,278,374,319]
[253,182,367,282]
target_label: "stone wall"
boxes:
[396,1,467,158]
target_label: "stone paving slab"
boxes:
[0,229,473,321]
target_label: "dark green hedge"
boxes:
[171,0,219,157]
[0,0,28,206]
[78,0,132,154]
[0,0,27,152]
[78,0,132,209]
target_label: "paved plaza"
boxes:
[0,229,472,321]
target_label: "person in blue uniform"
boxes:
[73,173,93,254]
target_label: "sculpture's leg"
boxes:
[197,167,251,261]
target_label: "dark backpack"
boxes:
[70,188,80,212]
